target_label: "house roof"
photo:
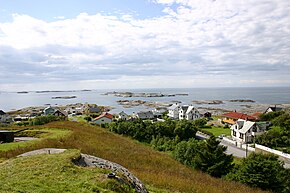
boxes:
[168,104,179,110]
[222,112,256,120]
[119,111,128,116]
[43,106,55,111]
[251,112,262,119]
[185,106,196,115]
[265,106,283,113]
[238,120,256,134]
[0,110,6,115]
[95,113,113,120]
[136,111,153,118]
[53,110,68,116]
[180,105,188,111]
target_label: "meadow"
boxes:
[0,121,269,193]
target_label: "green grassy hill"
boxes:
[0,149,136,193]
[0,121,269,193]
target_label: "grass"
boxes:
[0,128,71,152]
[69,115,88,122]
[202,126,231,137]
[0,121,269,193]
[0,149,135,193]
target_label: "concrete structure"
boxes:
[0,130,14,143]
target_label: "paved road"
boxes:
[196,132,290,168]
[220,141,248,158]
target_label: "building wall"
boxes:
[168,109,179,119]
[95,117,112,124]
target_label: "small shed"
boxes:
[0,130,14,143]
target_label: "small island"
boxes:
[103,91,188,98]
[51,96,77,99]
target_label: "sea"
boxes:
[0,87,290,114]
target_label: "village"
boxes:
[0,102,289,157]
[1,101,290,193]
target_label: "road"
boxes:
[196,132,290,168]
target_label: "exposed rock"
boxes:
[51,96,77,99]
[76,154,148,193]
[228,99,255,103]
[104,91,188,98]
[18,148,148,193]
[192,100,224,105]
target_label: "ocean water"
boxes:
[0,87,290,113]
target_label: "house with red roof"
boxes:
[94,113,113,124]
[221,111,256,125]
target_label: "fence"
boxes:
[255,144,290,162]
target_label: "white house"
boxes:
[152,107,167,118]
[264,106,283,114]
[134,111,154,120]
[0,110,12,124]
[94,113,113,124]
[167,104,180,119]
[43,106,56,116]
[179,105,200,121]
[230,119,267,144]
[118,111,129,120]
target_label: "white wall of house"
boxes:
[168,105,179,119]
[118,112,129,120]
[43,107,56,116]
[179,106,200,121]
[0,114,12,123]
[231,119,266,144]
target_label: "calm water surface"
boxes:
[0,87,290,113]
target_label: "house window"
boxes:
[233,131,236,136]
[240,133,244,139]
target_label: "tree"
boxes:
[226,153,286,192]
[259,111,284,121]
[172,138,201,166]
[174,120,197,141]
[193,136,233,177]
[193,118,207,128]
[84,116,92,122]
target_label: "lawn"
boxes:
[202,126,231,137]
[0,128,71,152]
[0,121,268,193]
[0,149,135,193]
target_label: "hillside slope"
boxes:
[0,121,269,193]
[0,149,135,192]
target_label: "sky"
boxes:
[0,0,290,91]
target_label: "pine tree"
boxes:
[193,136,233,177]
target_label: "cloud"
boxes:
[0,0,290,90]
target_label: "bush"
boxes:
[226,153,287,192]
[29,115,62,126]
